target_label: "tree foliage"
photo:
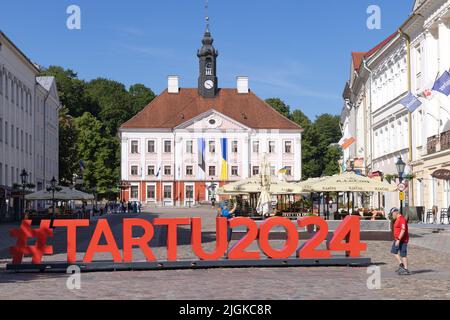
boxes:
[41,66,156,196]
[266,98,343,180]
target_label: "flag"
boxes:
[156,165,161,178]
[220,138,228,181]
[400,92,422,113]
[197,138,206,180]
[278,166,289,175]
[339,137,356,150]
[432,71,450,96]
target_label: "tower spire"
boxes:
[205,0,210,31]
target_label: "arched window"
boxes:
[205,59,212,76]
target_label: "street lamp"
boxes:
[20,169,28,220]
[47,177,57,228]
[396,157,406,214]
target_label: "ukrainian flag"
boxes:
[220,138,228,181]
[278,166,289,175]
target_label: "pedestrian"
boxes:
[211,197,216,208]
[390,207,411,275]
[138,202,142,213]
[217,200,238,258]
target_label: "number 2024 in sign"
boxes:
[10,216,367,264]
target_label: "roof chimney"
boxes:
[168,75,179,94]
[237,76,249,94]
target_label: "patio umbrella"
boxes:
[25,187,95,201]
[302,172,397,193]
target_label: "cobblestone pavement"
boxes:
[0,207,449,300]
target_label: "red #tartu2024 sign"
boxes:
[10,216,367,265]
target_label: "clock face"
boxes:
[204,80,214,89]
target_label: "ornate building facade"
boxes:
[119,28,303,207]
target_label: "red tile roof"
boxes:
[365,32,397,59]
[351,32,398,72]
[352,52,366,71]
[120,88,302,130]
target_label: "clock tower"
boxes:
[197,27,218,98]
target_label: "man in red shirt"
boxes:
[390,208,411,275]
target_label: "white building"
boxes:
[119,28,303,207]
[0,31,60,221]
[342,0,450,216]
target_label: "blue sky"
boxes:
[1,0,413,120]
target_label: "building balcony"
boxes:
[427,130,450,155]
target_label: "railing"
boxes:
[427,130,450,154]
[440,130,450,151]
[427,135,439,154]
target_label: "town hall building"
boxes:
[119,28,303,206]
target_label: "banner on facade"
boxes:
[400,92,422,113]
[432,71,450,96]
[220,138,228,181]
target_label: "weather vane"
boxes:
[205,0,210,30]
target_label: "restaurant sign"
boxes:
[432,169,450,180]
[9,216,367,265]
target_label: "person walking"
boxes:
[390,208,411,275]
[217,200,238,258]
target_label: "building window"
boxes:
[147,185,156,200]
[253,166,260,176]
[0,118,2,142]
[164,141,172,153]
[186,140,193,154]
[231,166,239,176]
[270,166,276,176]
[284,141,292,154]
[164,185,172,199]
[252,141,259,153]
[186,166,193,176]
[232,141,238,153]
[131,140,139,154]
[269,141,276,153]
[164,166,172,176]
[130,186,139,199]
[147,166,155,176]
[147,140,155,153]
[209,166,216,177]
[209,141,216,154]
[131,166,139,176]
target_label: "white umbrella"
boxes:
[301,172,397,193]
[25,186,95,201]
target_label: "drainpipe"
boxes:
[362,59,373,177]
[398,13,425,208]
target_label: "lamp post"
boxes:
[48,177,57,228]
[396,157,406,215]
[20,169,28,221]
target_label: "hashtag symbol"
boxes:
[10,220,54,265]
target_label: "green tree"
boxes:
[265,98,291,119]
[85,78,133,135]
[75,113,119,194]
[58,107,80,186]
[129,83,156,115]
[40,66,97,117]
